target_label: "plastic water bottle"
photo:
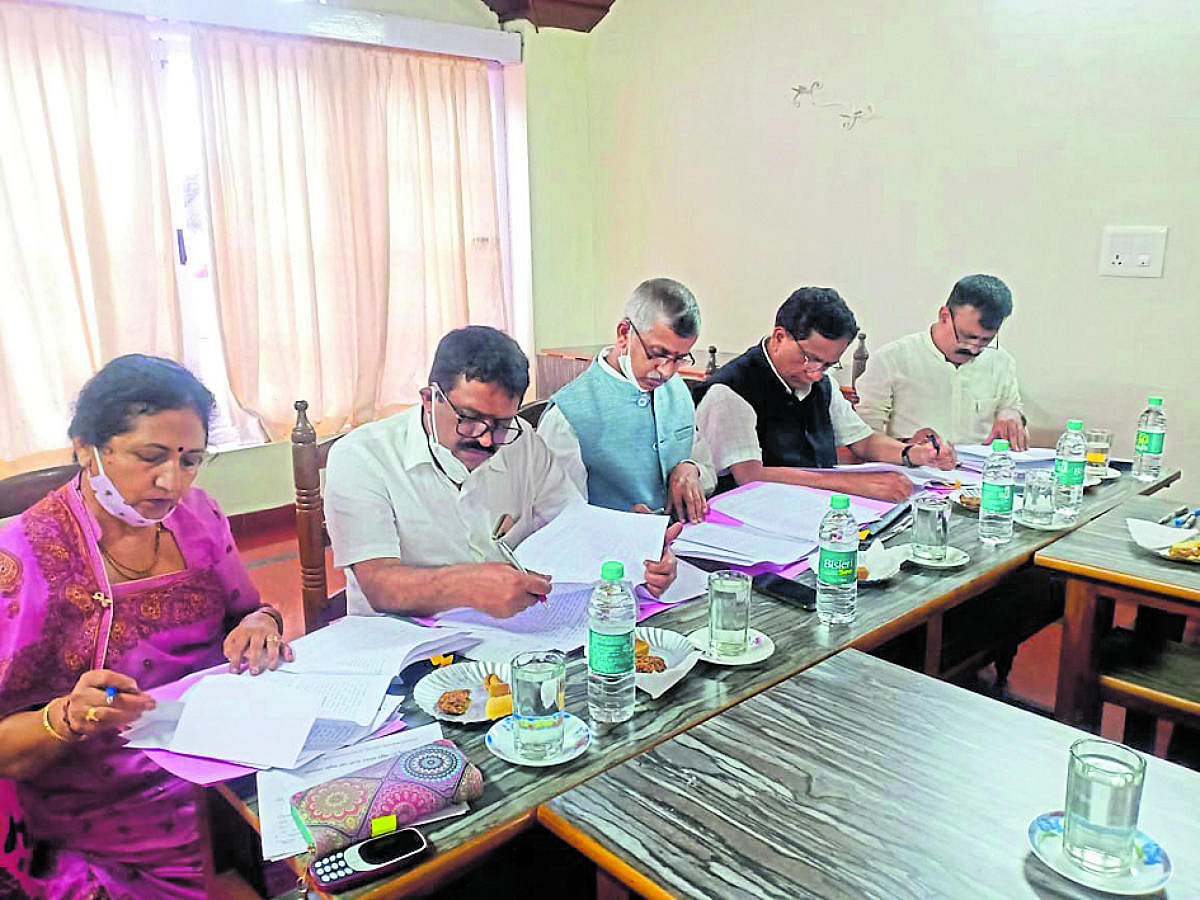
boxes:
[979,438,1015,545]
[816,494,857,625]
[1133,397,1166,482]
[1055,419,1087,522]
[587,560,636,727]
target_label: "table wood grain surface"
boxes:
[1035,495,1200,602]
[542,648,1200,900]
[229,468,1178,898]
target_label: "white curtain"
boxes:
[191,27,511,440]
[0,2,181,473]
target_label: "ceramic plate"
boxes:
[1027,811,1172,895]
[688,627,776,666]
[485,712,590,767]
[857,545,909,584]
[1097,466,1121,481]
[413,661,512,724]
[1014,509,1076,532]
[949,487,982,514]
[904,545,970,569]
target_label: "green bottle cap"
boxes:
[992,439,1010,452]
[830,494,850,510]
[1067,419,1083,431]
[1148,397,1163,406]
[600,560,625,581]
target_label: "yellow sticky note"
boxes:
[370,815,398,837]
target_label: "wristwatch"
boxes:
[900,445,916,468]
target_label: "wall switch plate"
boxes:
[1098,226,1167,277]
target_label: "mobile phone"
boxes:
[753,573,817,611]
[307,827,429,892]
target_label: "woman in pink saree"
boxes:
[0,356,294,899]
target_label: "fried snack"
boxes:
[1168,539,1200,560]
[856,565,869,581]
[484,673,512,698]
[485,694,513,719]
[436,689,471,716]
[634,637,650,658]
[958,493,981,512]
[635,654,667,673]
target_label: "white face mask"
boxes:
[426,386,472,486]
[89,449,175,527]
[617,346,640,385]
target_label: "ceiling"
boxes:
[482,0,616,33]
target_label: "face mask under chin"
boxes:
[89,450,175,527]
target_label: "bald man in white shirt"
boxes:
[855,274,1029,451]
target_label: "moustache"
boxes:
[456,440,497,456]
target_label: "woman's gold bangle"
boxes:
[41,700,74,743]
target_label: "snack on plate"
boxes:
[958,492,981,512]
[436,689,471,716]
[856,565,869,581]
[635,654,667,674]
[1168,539,1200,560]
[634,637,650,657]
[484,673,512,698]
[485,694,513,719]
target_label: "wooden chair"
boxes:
[291,400,347,632]
[0,464,80,520]
[516,399,548,428]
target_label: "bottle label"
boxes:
[981,482,1013,513]
[588,629,633,676]
[817,547,857,586]
[1135,430,1164,454]
[1055,458,1085,486]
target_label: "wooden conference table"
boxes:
[218,466,1179,897]
[1036,494,1200,729]
[541,649,1200,899]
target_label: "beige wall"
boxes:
[550,0,1198,467]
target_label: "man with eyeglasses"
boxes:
[856,274,1029,450]
[695,287,957,502]
[538,278,716,523]
[324,326,681,619]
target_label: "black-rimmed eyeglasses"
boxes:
[626,319,696,369]
[949,310,999,351]
[431,383,524,445]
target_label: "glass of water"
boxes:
[1063,738,1145,875]
[510,650,566,760]
[1023,469,1056,526]
[1085,428,1114,478]
[911,493,949,561]
[707,570,752,657]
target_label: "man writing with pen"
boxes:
[324,326,681,620]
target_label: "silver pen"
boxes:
[492,514,527,573]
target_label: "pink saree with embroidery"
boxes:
[0,482,259,900]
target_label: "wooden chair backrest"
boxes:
[0,464,80,519]
[292,400,345,632]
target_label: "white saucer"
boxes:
[1097,466,1121,481]
[1014,509,1076,532]
[688,627,776,665]
[1027,811,1172,895]
[905,545,970,569]
[485,712,590,767]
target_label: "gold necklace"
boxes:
[99,524,163,581]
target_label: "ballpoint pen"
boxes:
[1157,505,1188,525]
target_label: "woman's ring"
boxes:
[85,706,100,723]
[265,634,281,645]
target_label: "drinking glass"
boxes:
[911,493,950,561]
[510,650,566,760]
[1063,738,1145,875]
[1085,428,1114,478]
[1023,470,1056,526]
[707,570,752,657]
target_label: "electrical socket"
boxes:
[1099,226,1167,278]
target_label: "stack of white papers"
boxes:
[833,462,983,487]
[281,615,480,676]
[710,482,889,541]
[673,522,816,566]
[957,445,1055,473]
[514,503,668,583]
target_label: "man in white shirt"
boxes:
[538,278,716,523]
[325,326,680,618]
[855,274,1029,450]
[695,287,957,502]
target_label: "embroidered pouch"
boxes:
[289,740,483,856]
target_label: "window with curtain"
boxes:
[0,1,519,471]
